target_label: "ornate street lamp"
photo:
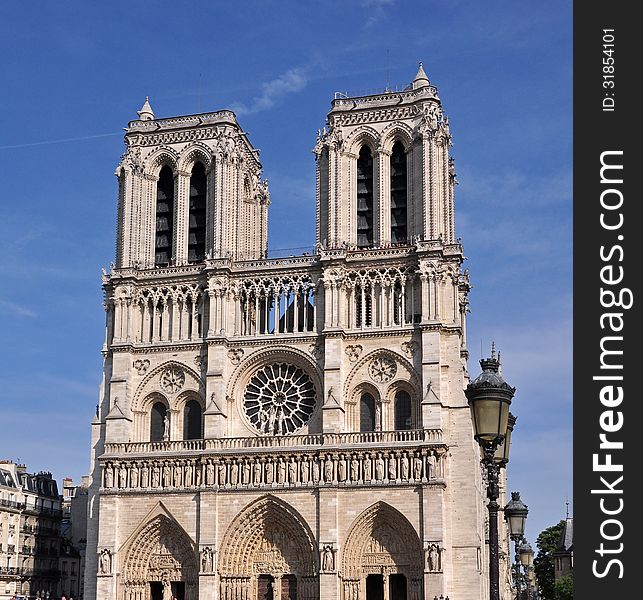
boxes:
[504,492,529,599]
[518,539,535,600]
[495,413,516,466]
[465,345,516,600]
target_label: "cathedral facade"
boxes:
[84,65,494,600]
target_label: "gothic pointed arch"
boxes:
[341,502,422,600]
[218,495,319,600]
[119,502,198,600]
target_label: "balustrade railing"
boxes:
[103,429,441,456]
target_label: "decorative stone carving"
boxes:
[321,544,335,572]
[98,548,112,575]
[427,543,443,572]
[193,355,207,370]
[227,348,244,365]
[369,356,397,383]
[160,366,185,393]
[401,341,418,358]
[345,344,363,362]
[200,546,214,573]
[133,359,150,375]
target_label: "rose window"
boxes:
[369,356,397,383]
[244,363,316,435]
[160,366,185,393]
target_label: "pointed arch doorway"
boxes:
[119,505,198,600]
[342,502,422,600]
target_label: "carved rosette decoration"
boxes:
[228,348,244,365]
[243,363,316,435]
[345,345,363,362]
[368,356,397,383]
[160,366,185,393]
[133,359,150,375]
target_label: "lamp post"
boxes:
[465,346,516,600]
[505,492,529,598]
[518,539,535,599]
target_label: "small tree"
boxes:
[554,573,573,600]
[533,520,565,600]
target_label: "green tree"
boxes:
[533,520,565,600]
[554,573,573,600]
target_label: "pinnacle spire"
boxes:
[413,62,430,89]
[137,96,155,121]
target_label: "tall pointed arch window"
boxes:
[155,166,175,267]
[183,399,203,440]
[150,401,167,442]
[188,162,207,263]
[390,141,408,244]
[394,390,412,430]
[356,146,374,248]
[360,393,376,432]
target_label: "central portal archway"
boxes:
[218,496,318,600]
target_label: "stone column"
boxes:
[175,170,191,265]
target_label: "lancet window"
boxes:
[188,162,207,263]
[390,141,408,244]
[238,277,315,336]
[394,390,412,431]
[183,399,203,440]
[150,401,167,442]
[155,166,175,267]
[356,146,374,248]
[360,393,376,432]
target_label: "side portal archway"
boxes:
[218,495,318,600]
[120,509,198,600]
[342,503,422,600]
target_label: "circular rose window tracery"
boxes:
[243,363,316,435]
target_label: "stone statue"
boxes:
[201,547,213,573]
[428,543,442,571]
[388,455,397,480]
[337,456,347,482]
[206,461,215,485]
[151,463,160,488]
[375,455,384,480]
[265,460,274,484]
[413,455,423,480]
[163,462,172,487]
[218,462,227,486]
[162,572,172,600]
[104,464,113,488]
[324,457,334,482]
[322,545,334,571]
[185,462,194,487]
[119,464,128,488]
[363,455,372,481]
[230,461,239,485]
[350,457,360,481]
[174,463,183,487]
[242,460,251,485]
[98,549,111,574]
[427,452,436,480]
[141,463,149,488]
[277,458,286,484]
[163,414,170,441]
[375,401,382,431]
[401,453,409,480]
[300,457,309,483]
[268,405,277,434]
[130,463,139,488]
[276,407,285,435]
[288,457,297,483]
[253,460,262,485]
[312,457,320,483]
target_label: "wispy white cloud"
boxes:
[231,68,308,116]
[0,299,36,318]
[361,0,396,27]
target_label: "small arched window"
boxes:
[390,141,407,244]
[356,145,374,248]
[188,162,207,263]
[155,166,175,267]
[394,390,412,430]
[150,401,167,442]
[183,399,203,440]
[360,393,376,432]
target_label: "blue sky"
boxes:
[0,1,571,543]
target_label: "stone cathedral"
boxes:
[84,65,495,600]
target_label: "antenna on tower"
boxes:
[385,49,390,91]
[565,497,570,518]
